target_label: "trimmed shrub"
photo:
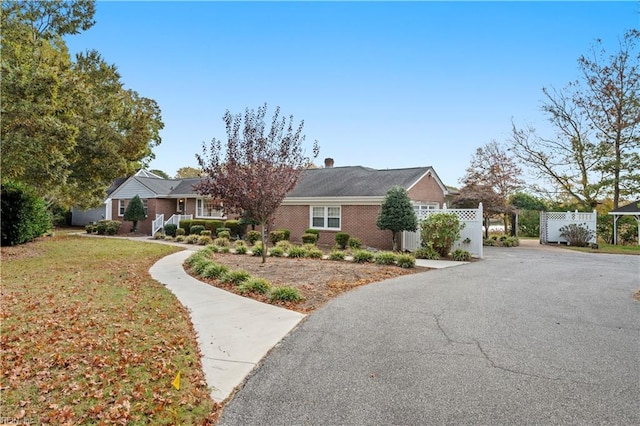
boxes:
[269,247,284,257]
[190,225,205,235]
[164,223,178,237]
[153,231,165,239]
[213,237,230,247]
[414,247,440,260]
[269,230,287,245]
[123,195,146,232]
[559,223,594,247]
[329,250,346,261]
[85,225,95,234]
[301,233,318,244]
[200,230,212,237]
[224,220,243,237]
[348,237,362,249]
[246,230,261,245]
[217,229,231,239]
[305,247,324,259]
[222,269,251,285]
[251,241,264,257]
[176,228,186,236]
[304,228,320,238]
[201,220,222,234]
[1,181,53,246]
[105,220,121,235]
[374,251,397,265]
[420,213,465,257]
[335,232,350,249]
[287,245,306,258]
[175,235,185,242]
[184,234,199,244]
[197,236,213,245]
[179,220,192,234]
[238,277,271,295]
[201,263,229,279]
[269,286,304,302]
[352,250,374,263]
[396,254,416,268]
[451,249,471,261]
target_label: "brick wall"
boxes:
[408,173,446,206]
[272,204,396,250]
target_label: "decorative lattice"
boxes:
[416,209,479,221]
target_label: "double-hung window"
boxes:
[311,206,341,230]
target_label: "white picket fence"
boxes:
[402,203,484,258]
[540,210,597,244]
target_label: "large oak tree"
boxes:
[196,104,319,263]
[1,0,164,209]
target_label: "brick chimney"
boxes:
[324,158,334,168]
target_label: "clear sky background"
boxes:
[64,1,638,187]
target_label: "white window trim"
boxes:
[309,206,341,231]
[196,198,226,219]
[117,199,148,217]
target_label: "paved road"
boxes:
[219,245,640,425]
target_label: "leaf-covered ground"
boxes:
[1,235,219,424]
[187,252,428,313]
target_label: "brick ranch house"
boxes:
[77,160,452,250]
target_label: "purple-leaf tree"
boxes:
[195,103,319,263]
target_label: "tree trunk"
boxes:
[260,220,268,264]
[392,231,398,252]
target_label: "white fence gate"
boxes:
[539,210,597,244]
[402,203,484,258]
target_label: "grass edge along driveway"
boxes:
[1,234,220,424]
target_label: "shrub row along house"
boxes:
[72,159,452,250]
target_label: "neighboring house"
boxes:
[95,161,450,250]
[272,162,449,250]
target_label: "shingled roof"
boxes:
[609,200,640,215]
[286,166,436,197]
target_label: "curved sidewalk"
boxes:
[149,250,306,402]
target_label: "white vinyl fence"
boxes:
[151,214,193,236]
[402,203,484,258]
[539,210,597,244]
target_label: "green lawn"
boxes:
[561,242,640,255]
[1,234,218,424]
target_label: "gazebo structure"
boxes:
[608,200,640,246]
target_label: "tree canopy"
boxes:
[511,30,639,209]
[175,166,202,179]
[1,0,164,209]
[123,195,146,232]
[195,103,319,262]
[376,186,418,251]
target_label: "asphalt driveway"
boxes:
[219,245,640,425]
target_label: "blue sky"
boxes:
[65,1,638,187]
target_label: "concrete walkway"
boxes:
[148,250,306,402]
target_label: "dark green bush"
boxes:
[301,233,318,244]
[348,237,362,249]
[179,220,192,234]
[1,182,52,246]
[164,223,178,237]
[85,225,95,234]
[269,230,286,245]
[190,225,205,235]
[224,220,245,238]
[304,228,320,239]
[205,220,224,233]
[335,232,350,249]
[246,230,261,245]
